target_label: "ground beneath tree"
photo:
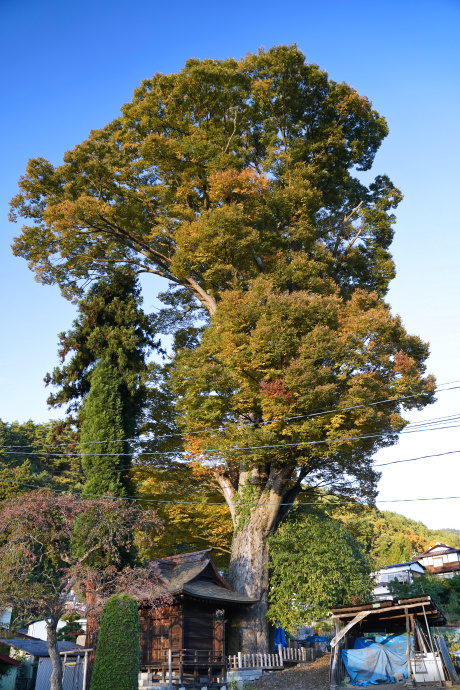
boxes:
[249,654,330,690]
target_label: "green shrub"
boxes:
[90,594,140,690]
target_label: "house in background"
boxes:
[0,639,84,690]
[373,561,425,600]
[27,619,86,644]
[412,542,460,579]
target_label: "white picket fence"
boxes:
[227,645,315,670]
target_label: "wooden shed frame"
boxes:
[329,595,446,688]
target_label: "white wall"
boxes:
[27,619,86,641]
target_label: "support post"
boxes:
[330,618,342,689]
[62,653,67,684]
[422,605,444,687]
[168,649,172,690]
[405,608,415,687]
[278,644,283,668]
[82,651,88,690]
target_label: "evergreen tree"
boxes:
[90,595,140,690]
[80,360,133,497]
[43,270,160,496]
[44,269,159,424]
[56,613,84,642]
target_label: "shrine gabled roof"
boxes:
[147,549,257,605]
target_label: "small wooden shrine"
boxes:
[140,549,257,685]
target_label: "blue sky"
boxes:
[1,0,460,529]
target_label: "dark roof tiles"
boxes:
[147,550,257,605]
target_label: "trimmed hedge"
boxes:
[90,594,140,690]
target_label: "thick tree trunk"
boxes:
[215,464,296,654]
[46,620,63,690]
[228,516,271,654]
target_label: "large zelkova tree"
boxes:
[10,46,435,651]
[0,490,163,690]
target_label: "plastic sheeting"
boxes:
[274,625,288,650]
[342,635,409,686]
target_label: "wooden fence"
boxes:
[227,645,319,670]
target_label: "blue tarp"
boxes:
[342,635,409,686]
[274,625,288,650]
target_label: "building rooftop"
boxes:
[0,639,83,657]
[148,549,257,605]
[381,561,425,570]
[414,542,460,559]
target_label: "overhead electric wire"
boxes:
[3,418,460,459]
[2,380,459,452]
[374,449,460,467]
[1,474,460,508]
[12,446,458,476]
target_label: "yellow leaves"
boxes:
[208,168,269,204]
[136,463,233,568]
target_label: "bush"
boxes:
[90,594,140,690]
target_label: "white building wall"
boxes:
[28,619,86,642]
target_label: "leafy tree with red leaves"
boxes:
[0,490,163,690]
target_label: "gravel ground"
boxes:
[249,654,330,690]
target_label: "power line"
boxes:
[1,474,460,508]
[374,449,460,467]
[2,381,458,451]
[93,447,460,474]
[3,420,460,458]
[13,446,458,476]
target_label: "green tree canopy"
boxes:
[79,360,133,497]
[268,509,373,631]
[44,269,159,421]
[90,594,140,690]
[0,419,82,497]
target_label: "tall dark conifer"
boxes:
[80,360,132,496]
[45,269,159,495]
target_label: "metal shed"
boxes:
[1,639,87,690]
[329,595,448,687]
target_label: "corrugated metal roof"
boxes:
[0,639,83,657]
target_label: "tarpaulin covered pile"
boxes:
[341,635,408,686]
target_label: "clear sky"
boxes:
[1,0,459,529]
